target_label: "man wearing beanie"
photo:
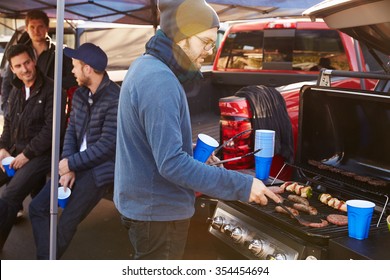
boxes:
[29,43,120,259]
[115,0,279,260]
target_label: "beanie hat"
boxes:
[64,43,108,72]
[159,0,220,43]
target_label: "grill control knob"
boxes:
[248,239,264,257]
[222,224,234,235]
[266,253,287,260]
[231,227,245,243]
[206,216,225,230]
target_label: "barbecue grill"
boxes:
[208,85,390,260]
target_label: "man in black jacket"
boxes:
[29,43,120,259]
[1,10,76,115]
[0,44,65,250]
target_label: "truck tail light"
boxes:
[219,96,254,169]
[219,95,293,180]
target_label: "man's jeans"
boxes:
[0,155,50,250]
[121,216,190,260]
[29,169,109,259]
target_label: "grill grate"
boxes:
[231,187,387,246]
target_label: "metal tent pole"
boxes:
[49,0,65,260]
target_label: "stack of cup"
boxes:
[254,130,275,180]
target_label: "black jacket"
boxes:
[0,68,66,159]
[62,73,120,187]
[1,35,76,110]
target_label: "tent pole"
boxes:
[49,0,65,260]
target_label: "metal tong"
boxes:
[209,149,261,166]
[213,128,253,155]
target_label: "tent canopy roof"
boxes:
[0,0,323,27]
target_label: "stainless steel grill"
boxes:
[208,86,390,260]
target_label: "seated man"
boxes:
[29,43,120,259]
[0,44,65,250]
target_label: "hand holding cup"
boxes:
[1,156,16,177]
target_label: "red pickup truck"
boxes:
[215,17,382,180]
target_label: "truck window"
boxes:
[294,29,349,71]
[216,30,264,70]
[216,26,349,72]
[263,29,294,70]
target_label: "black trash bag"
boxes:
[235,85,294,163]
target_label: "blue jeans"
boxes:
[0,155,50,250]
[121,216,190,260]
[29,169,110,259]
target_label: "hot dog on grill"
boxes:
[275,205,299,217]
[287,194,309,206]
[306,219,329,228]
[292,203,318,215]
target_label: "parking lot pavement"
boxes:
[0,192,220,260]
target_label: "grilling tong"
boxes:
[210,129,258,166]
[209,149,261,166]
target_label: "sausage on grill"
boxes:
[292,203,318,215]
[287,194,310,206]
[275,205,299,217]
[306,219,329,228]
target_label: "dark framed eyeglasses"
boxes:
[194,35,216,51]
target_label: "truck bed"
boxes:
[191,112,220,144]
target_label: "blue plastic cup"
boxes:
[255,156,273,180]
[58,186,72,208]
[255,130,275,158]
[2,156,16,177]
[346,200,375,240]
[193,133,219,163]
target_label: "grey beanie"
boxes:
[159,0,220,43]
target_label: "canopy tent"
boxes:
[0,0,323,27]
[0,0,324,260]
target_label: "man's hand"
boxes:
[248,178,281,205]
[206,152,224,167]
[59,158,71,176]
[10,153,29,170]
[59,171,76,190]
